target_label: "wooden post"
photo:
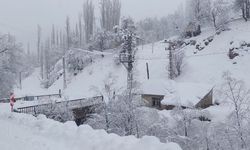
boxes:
[59,89,62,98]
[146,63,150,80]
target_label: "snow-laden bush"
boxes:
[67,50,94,75]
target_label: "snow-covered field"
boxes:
[16,20,250,101]
[12,19,250,121]
[3,19,250,150]
[0,111,181,150]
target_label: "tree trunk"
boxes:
[242,5,248,21]
[246,0,250,19]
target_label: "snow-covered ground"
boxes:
[14,68,59,97]
[178,20,250,87]
[11,19,250,124]
[0,111,181,150]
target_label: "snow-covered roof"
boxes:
[140,79,212,108]
[140,79,176,96]
[162,82,213,108]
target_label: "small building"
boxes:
[140,80,213,110]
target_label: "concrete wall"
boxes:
[195,89,213,109]
[141,94,164,109]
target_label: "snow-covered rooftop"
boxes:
[140,79,176,96]
[140,79,212,108]
[162,82,213,107]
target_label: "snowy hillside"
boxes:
[16,20,250,104]
[3,0,250,149]
[12,19,250,129]
[179,20,250,87]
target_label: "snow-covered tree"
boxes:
[186,0,211,26]
[235,0,250,21]
[66,16,71,50]
[210,0,230,30]
[221,72,250,149]
[0,34,25,97]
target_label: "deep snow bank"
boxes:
[0,112,181,150]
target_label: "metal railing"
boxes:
[17,96,104,115]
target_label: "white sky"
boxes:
[0,0,185,51]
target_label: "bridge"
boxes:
[16,96,104,126]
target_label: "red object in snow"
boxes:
[10,93,15,112]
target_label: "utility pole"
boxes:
[19,72,22,89]
[119,33,135,101]
[167,42,175,80]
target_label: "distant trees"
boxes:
[85,0,121,51]
[83,0,95,43]
[137,9,185,43]
[32,0,122,88]
[209,0,230,29]
[100,0,121,31]
[66,16,71,50]
[37,25,42,64]
[235,0,250,21]
[137,0,233,40]
[137,18,162,44]
[186,0,207,26]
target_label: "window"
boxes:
[152,97,161,108]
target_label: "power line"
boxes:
[135,52,229,60]
[186,52,228,58]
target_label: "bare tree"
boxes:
[168,41,185,79]
[210,0,230,30]
[222,72,250,149]
[51,24,56,47]
[37,25,42,63]
[235,0,250,21]
[83,0,95,43]
[0,34,24,97]
[78,14,83,47]
[66,16,71,50]
[174,49,185,77]
[100,0,121,31]
[40,43,44,79]
[0,48,8,54]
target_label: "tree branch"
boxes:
[0,48,8,54]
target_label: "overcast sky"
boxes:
[0,0,185,51]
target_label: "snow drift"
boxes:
[0,112,182,150]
